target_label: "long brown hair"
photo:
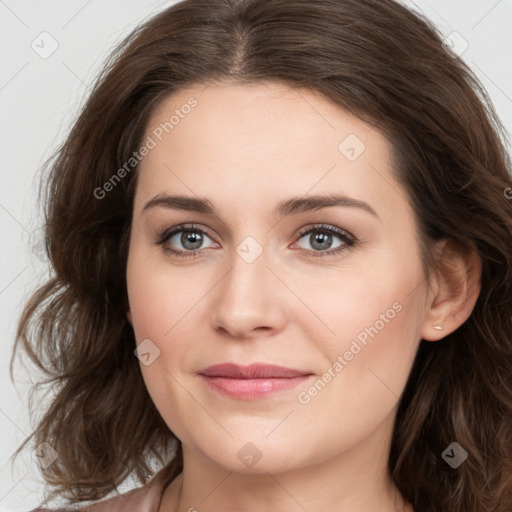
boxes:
[10,0,512,510]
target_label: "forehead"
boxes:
[135,81,405,221]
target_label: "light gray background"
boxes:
[1,0,511,510]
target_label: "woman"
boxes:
[10,0,512,511]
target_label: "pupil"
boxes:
[312,231,331,250]
[182,231,202,249]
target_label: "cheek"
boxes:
[292,248,421,353]
[293,254,424,431]
[285,300,421,469]
[324,297,418,398]
[126,246,200,344]
[126,250,202,440]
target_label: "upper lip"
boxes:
[199,363,311,379]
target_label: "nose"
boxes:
[211,243,289,340]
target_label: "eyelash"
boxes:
[154,223,357,259]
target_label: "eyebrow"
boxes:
[142,193,380,219]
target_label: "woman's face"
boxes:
[126,81,433,473]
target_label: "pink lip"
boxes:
[199,363,313,400]
[200,363,310,378]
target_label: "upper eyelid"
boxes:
[296,224,353,239]
[160,224,215,240]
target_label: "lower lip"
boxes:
[200,375,312,400]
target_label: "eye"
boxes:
[154,222,357,259]
[154,223,218,258]
[292,224,356,258]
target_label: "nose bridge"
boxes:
[211,235,287,337]
[224,238,272,311]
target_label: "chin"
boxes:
[194,437,309,475]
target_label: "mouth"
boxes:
[198,363,313,400]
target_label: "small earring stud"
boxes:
[433,325,443,330]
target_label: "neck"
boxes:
[159,412,413,512]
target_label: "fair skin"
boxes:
[125,81,481,512]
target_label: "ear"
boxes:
[126,310,133,325]
[421,238,482,341]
